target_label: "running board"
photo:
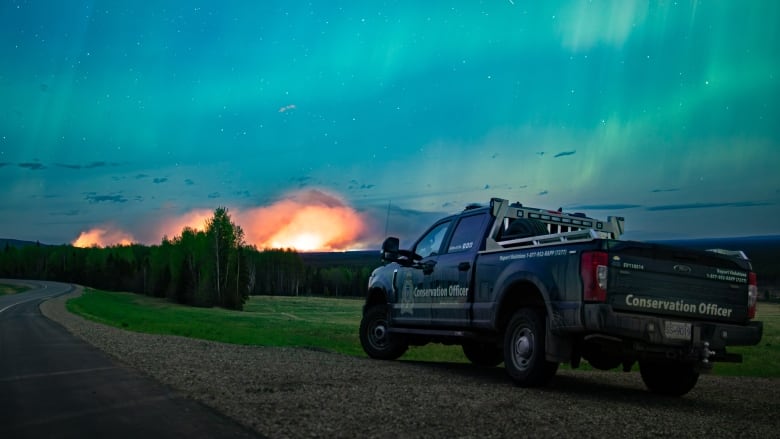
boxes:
[389,327,496,343]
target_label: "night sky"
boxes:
[1,1,779,249]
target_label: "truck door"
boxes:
[390,220,452,326]
[428,212,489,328]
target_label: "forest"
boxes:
[0,208,381,310]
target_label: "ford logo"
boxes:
[673,264,692,273]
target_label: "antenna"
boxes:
[384,200,391,237]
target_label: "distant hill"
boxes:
[0,238,49,249]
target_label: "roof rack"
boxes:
[484,198,625,252]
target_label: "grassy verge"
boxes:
[66,289,466,362]
[712,302,779,377]
[66,290,778,376]
[0,283,30,295]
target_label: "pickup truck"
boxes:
[359,198,763,395]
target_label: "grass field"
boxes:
[66,290,466,362]
[0,283,29,295]
[66,290,779,377]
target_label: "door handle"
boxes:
[422,261,436,275]
[458,262,471,271]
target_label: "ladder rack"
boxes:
[484,198,625,252]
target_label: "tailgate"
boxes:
[606,242,751,323]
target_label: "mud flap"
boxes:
[545,316,572,363]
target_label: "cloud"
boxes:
[348,180,376,190]
[184,178,195,185]
[646,201,773,211]
[568,203,641,210]
[538,190,549,196]
[55,163,82,169]
[0,162,9,168]
[50,209,81,217]
[135,174,149,179]
[84,192,128,203]
[18,162,46,170]
[651,188,680,193]
[278,104,296,113]
[553,150,576,158]
[55,161,116,170]
[153,177,168,184]
[208,192,220,198]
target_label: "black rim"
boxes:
[367,315,389,350]
[510,326,534,372]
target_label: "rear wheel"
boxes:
[462,342,504,367]
[639,360,699,396]
[359,305,408,360]
[503,308,558,387]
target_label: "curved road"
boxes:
[0,280,259,438]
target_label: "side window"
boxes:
[446,213,487,253]
[414,221,451,259]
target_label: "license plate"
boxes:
[663,321,692,341]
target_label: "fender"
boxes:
[366,263,400,305]
[489,259,557,330]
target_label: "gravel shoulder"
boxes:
[42,289,780,439]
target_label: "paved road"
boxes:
[0,280,259,439]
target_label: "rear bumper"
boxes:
[582,304,763,352]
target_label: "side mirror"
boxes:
[381,237,400,261]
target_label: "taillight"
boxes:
[581,251,608,302]
[748,272,758,319]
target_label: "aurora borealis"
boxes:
[1,1,779,248]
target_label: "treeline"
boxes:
[0,208,380,310]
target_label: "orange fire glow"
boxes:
[237,190,366,251]
[72,227,135,248]
[156,209,213,239]
[71,190,368,251]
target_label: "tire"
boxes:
[639,361,699,396]
[503,219,550,240]
[462,342,504,367]
[359,305,408,360]
[503,308,559,387]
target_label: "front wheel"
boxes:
[503,308,558,387]
[359,305,408,360]
[639,361,699,396]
